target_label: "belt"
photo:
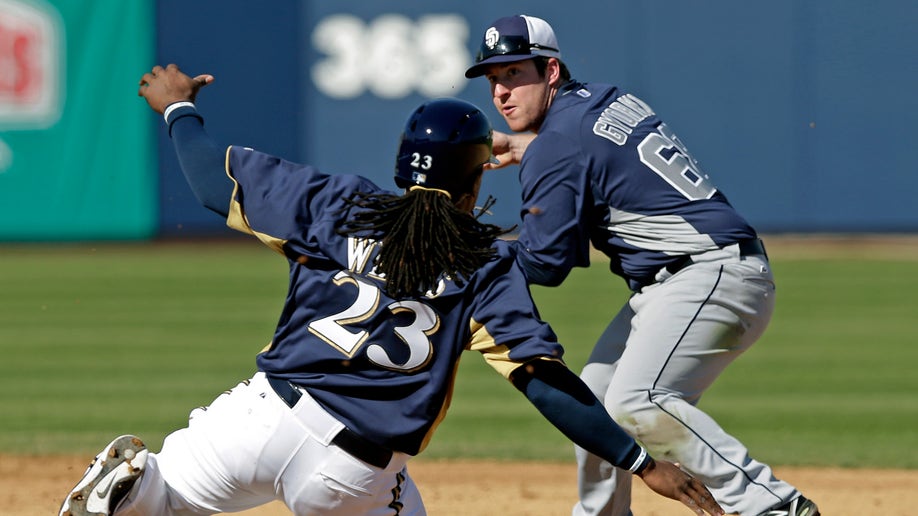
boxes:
[636,238,768,290]
[738,237,767,258]
[266,375,393,469]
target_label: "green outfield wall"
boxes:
[0,0,155,240]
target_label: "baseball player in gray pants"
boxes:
[465,14,819,516]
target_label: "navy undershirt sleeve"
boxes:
[511,360,650,473]
[165,105,234,217]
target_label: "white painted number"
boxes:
[308,271,440,372]
[637,123,717,200]
[311,14,470,99]
[411,152,432,170]
[367,300,439,370]
[308,271,380,355]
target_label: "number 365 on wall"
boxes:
[311,14,471,99]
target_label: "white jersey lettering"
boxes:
[347,236,379,275]
[592,94,655,146]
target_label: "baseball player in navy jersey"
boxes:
[58,64,724,516]
[465,15,819,516]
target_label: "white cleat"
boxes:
[760,495,820,516]
[59,435,148,516]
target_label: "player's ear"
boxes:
[547,58,563,87]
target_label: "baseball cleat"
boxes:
[59,435,148,516]
[759,495,820,516]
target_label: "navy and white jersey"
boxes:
[515,81,757,290]
[224,146,564,456]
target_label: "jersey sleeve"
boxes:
[514,132,594,286]
[467,244,566,379]
[224,146,371,255]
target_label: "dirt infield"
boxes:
[12,455,916,515]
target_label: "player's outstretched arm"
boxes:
[484,130,536,170]
[510,360,724,515]
[137,64,231,216]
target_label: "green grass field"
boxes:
[2,239,916,469]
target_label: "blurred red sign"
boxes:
[0,0,61,127]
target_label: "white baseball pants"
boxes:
[117,372,422,515]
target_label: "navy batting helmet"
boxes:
[394,98,494,198]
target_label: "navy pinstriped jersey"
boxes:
[224,146,564,455]
[515,81,757,290]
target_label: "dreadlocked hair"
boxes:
[338,188,509,298]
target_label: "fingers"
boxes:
[679,478,724,516]
[680,495,718,516]
[641,460,722,515]
[670,462,723,515]
[483,153,513,171]
[137,63,199,113]
[490,130,511,152]
[139,64,183,83]
[487,131,533,168]
[137,63,215,99]
[137,73,152,96]
[137,64,172,89]
[193,74,215,88]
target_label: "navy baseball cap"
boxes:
[465,15,562,78]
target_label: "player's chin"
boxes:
[502,114,529,133]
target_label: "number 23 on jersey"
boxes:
[308,271,441,372]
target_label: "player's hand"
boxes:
[137,63,214,114]
[637,459,724,515]
[484,131,536,171]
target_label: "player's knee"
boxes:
[603,389,648,434]
[606,389,697,456]
[605,388,683,432]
